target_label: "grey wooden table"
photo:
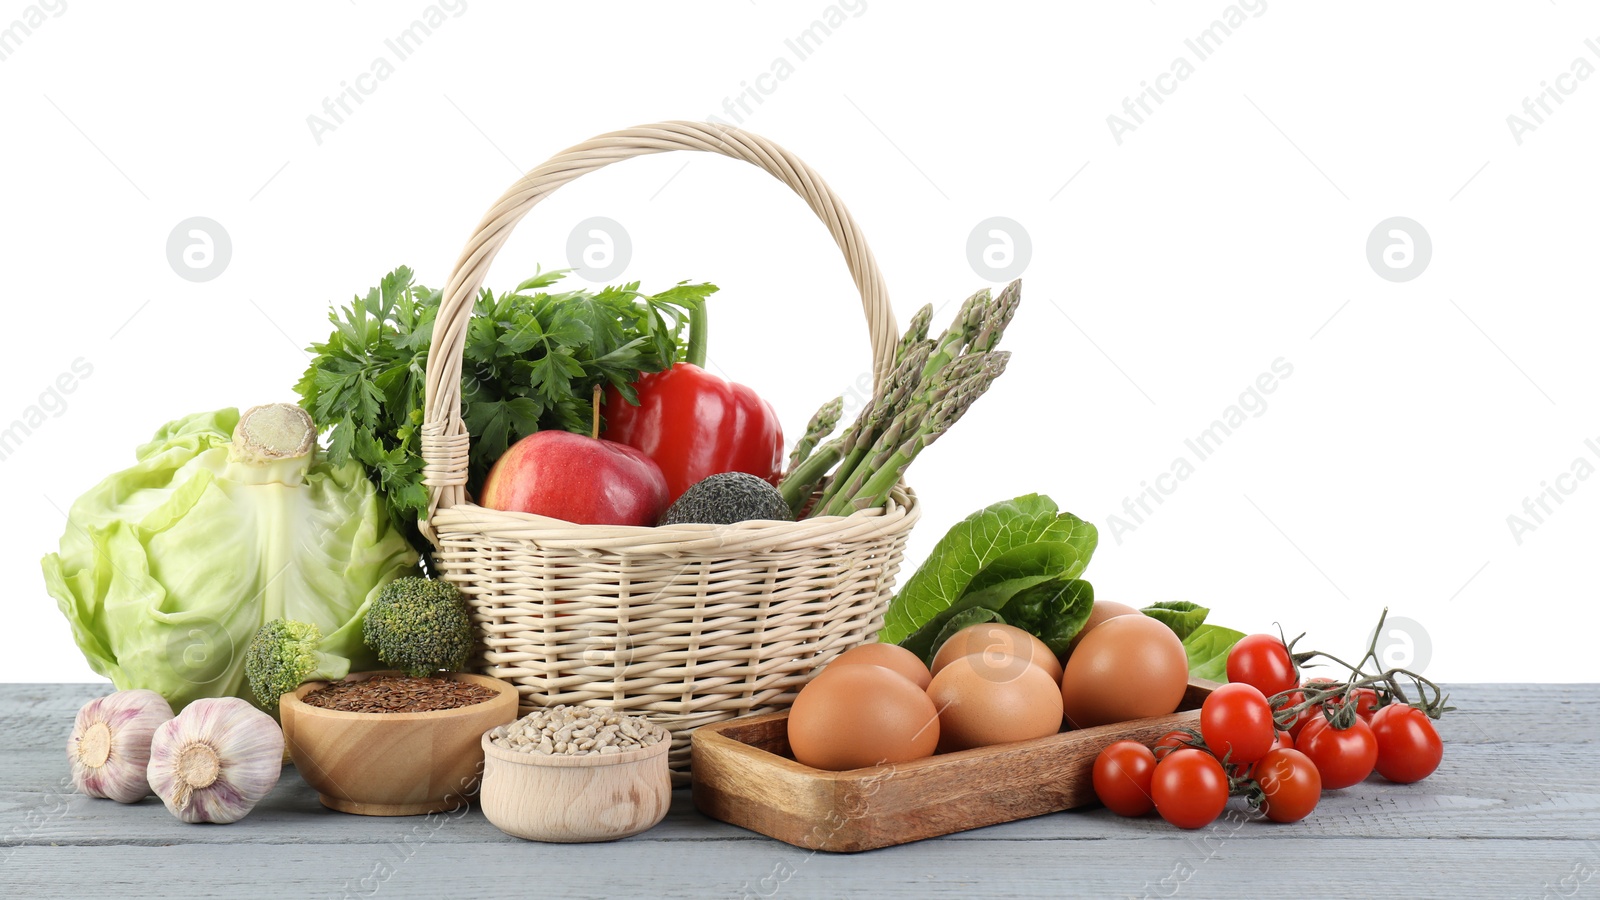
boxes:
[1,684,1591,899]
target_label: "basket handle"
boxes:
[420,120,899,529]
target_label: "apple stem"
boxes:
[591,383,602,440]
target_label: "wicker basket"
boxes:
[419,121,919,783]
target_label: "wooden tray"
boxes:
[691,678,1218,852]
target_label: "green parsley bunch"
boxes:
[295,266,716,558]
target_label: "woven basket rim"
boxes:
[437,484,916,535]
[430,485,918,555]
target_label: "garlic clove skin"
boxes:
[148,696,284,824]
[67,689,175,804]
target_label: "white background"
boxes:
[3,1,1596,684]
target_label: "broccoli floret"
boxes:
[245,619,350,711]
[660,472,793,525]
[363,577,474,678]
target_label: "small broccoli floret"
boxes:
[661,472,794,526]
[363,577,474,678]
[245,619,350,711]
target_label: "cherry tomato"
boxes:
[1354,688,1380,720]
[1238,729,1294,779]
[1152,730,1197,760]
[1369,705,1444,783]
[1298,713,1328,747]
[1226,634,1299,698]
[1151,749,1229,829]
[1093,740,1157,816]
[1200,683,1276,764]
[1274,690,1319,741]
[1253,748,1321,823]
[1327,687,1380,721]
[1298,716,1377,789]
[1263,729,1294,757]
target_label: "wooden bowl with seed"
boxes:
[280,671,518,816]
[478,718,672,842]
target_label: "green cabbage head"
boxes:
[41,407,419,710]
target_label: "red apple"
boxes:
[479,430,669,526]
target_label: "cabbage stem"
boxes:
[230,403,315,465]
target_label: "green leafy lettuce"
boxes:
[881,492,1246,680]
[1181,624,1246,682]
[1139,602,1245,681]
[1002,578,1095,658]
[1141,600,1210,641]
[884,494,1097,661]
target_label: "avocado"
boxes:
[660,472,794,526]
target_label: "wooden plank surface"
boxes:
[2,683,1596,899]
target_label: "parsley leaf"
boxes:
[296,267,716,559]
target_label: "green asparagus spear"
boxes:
[780,280,1022,519]
[820,351,1011,517]
[813,342,932,510]
[788,396,844,471]
[970,280,1021,354]
[896,304,934,364]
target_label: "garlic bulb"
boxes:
[147,697,284,824]
[66,689,174,803]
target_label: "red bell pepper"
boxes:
[600,306,783,504]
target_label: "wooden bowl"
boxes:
[478,721,672,842]
[280,671,518,816]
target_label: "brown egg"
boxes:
[930,622,1063,683]
[926,652,1065,753]
[787,665,939,770]
[1065,600,1141,658]
[828,642,932,690]
[1060,614,1188,729]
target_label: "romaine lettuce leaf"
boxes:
[1183,624,1246,682]
[881,494,1096,645]
[1141,601,1211,641]
[1004,578,1095,658]
[898,541,1084,660]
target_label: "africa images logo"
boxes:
[1107,358,1293,544]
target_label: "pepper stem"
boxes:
[686,301,708,368]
